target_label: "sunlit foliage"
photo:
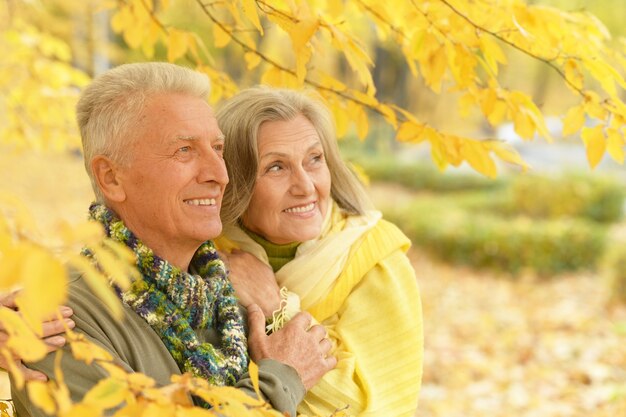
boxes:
[107,0,626,175]
[1,0,625,416]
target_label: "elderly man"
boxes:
[10,62,335,417]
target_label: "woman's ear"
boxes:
[91,155,127,202]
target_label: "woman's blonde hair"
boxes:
[216,86,372,226]
[77,62,211,202]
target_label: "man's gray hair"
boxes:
[77,62,211,201]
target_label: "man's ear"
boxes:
[91,155,127,202]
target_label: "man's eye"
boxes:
[213,144,224,152]
[178,146,191,153]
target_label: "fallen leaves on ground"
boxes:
[412,251,626,417]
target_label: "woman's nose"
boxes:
[289,167,314,195]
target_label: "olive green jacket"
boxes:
[11,272,305,416]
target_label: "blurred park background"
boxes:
[1,0,626,416]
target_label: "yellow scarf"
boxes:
[216,202,381,310]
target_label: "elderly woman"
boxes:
[216,87,423,417]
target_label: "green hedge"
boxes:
[500,175,625,223]
[374,172,625,224]
[355,157,504,192]
[387,202,607,276]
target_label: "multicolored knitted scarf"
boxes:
[85,203,248,387]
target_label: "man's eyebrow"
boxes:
[168,133,225,145]
[170,135,198,144]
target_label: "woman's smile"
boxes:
[283,201,317,215]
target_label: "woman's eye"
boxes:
[213,144,224,153]
[178,146,191,153]
[268,164,281,172]
[312,153,324,163]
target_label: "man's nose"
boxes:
[198,149,229,186]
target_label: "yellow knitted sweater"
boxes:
[299,219,423,417]
[218,209,423,416]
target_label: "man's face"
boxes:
[115,92,228,256]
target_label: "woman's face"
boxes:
[242,114,331,244]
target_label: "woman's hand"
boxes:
[220,249,281,318]
[0,290,75,381]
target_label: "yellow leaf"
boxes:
[461,140,497,178]
[479,35,506,75]
[377,103,397,128]
[0,308,47,362]
[193,385,262,408]
[396,121,425,143]
[583,92,607,120]
[562,105,585,136]
[430,139,448,171]
[318,73,347,92]
[425,129,448,171]
[261,67,283,86]
[68,333,113,364]
[486,100,507,126]
[113,402,145,417]
[581,125,606,168]
[67,254,124,320]
[585,59,626,97]
[90,243,135,291]
[244,52,261,70]
[248,360,262,400]
[127,372,156,390]
[60,220,103,247]
[15,246,67,334]
[0,244,23,290]
[240,0,263,34]
[97,363,129,381]
[347,103,369,140]
[64,403,105,417]
[83,377,128,409]
[123,24,145,50]
[174,407,215,417]
[490,141,530,171]
[110,8,131,34]
[444,135,465,167]
[295,44,312,82]
[564,59,584,90]
[167,29,189,62]
[328,100,349,138]
[260,67,299,88]
[291,18,319,52]
[479,88,497,118]
[458,93,475,118]
[512,111,535,140]
[27,381,56,415]
[448,44,477,88]
[140,402,176,417]
[101,239,138,288]
[606,128,625,164]
[423,45,447,93]
[213,25,231,48]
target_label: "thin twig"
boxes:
[437,0,584,95]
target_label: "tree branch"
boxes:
[437,0,585,95]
